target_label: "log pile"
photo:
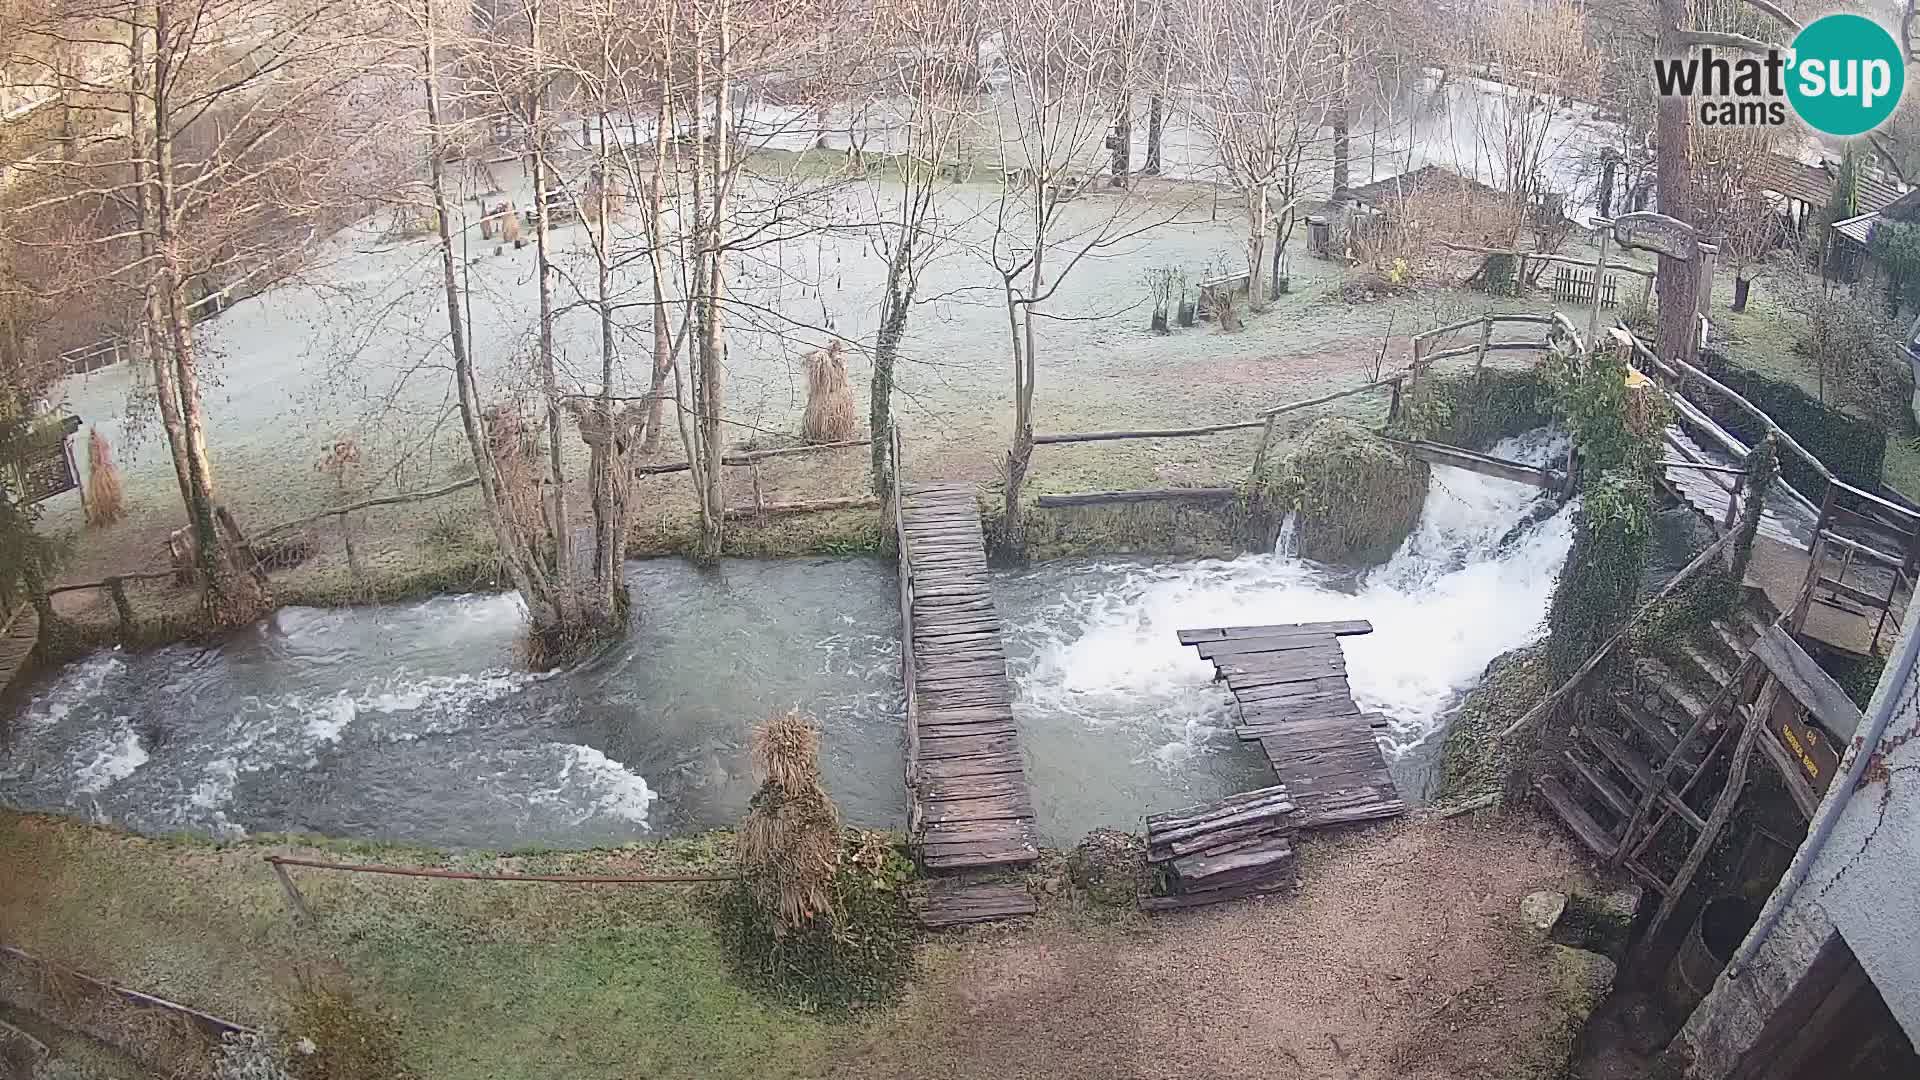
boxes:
[1141,784,1299,912]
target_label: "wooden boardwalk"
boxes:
[896,483,1040,872]
[1661,426,1811,549]
[1179,620,1406,830]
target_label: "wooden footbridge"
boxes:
[1178,620,1406,829]
[893,482,1041,876]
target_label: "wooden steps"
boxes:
[1179,621,1405,832]
[0,605,38,697]
[1564,750,1635,821]
[1142,785,1299,912]
[898,484,1039,873]
[1536,775,1620,860]
[914,881,1036,929]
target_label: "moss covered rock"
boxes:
[1066,828,1148,908]
[1252,416,1429,565]
[1436,645,1550,807]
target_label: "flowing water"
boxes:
[0,558,904,849]
[996,430,1577,842]
[4,433,1576,849]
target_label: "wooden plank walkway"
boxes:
[1179,620,1406,830]
[897,483,1039,872]
[1662,426,1811,549]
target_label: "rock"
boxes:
[1549,944,1619,1022]
[1552,884,1645,959]
[1066,828,1148,908]
[1521,890,1568,936]
[1042,876,1062,895]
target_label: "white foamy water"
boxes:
[998,429,1575,837]
[71,720,149,794]
[536,744,659,826]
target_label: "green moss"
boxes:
[1252,416,1429,565]
[1403,367,1557,450]
[626,509,888,559]
[1017,498,1253,561]
[1437,645,1549,806]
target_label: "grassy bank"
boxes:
[0,813,827,1080]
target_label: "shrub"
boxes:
[1782,281,1913,434]
[801,341,859,443]
[717,830,916,1013]
[1693,350,1890,492]
[720,712,917,1013]
[1401,366,1556,450]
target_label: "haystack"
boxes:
[84,427,124,528]
[800,339,858,444]
[740,709,843,931]
[1252,416,1430,564]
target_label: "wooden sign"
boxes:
[1613,211,1698,261]
[1774,693,1841,796]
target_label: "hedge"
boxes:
[1692,350,1885,496]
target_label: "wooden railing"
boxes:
[1614,324,1920,653]
[888,422,919,791]
[1022,310,1585,506]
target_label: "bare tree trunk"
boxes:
[1109,93,1131,187]
[1653,0,1698,364]
[128,8,194,508]
[420,1,555,629]
[641,96,674,453]
[529,0,574,602]
[871,252,911,495]
[152,4,268,625]
[1002,219,1041,549]
[1144,95,1163,175]
[686,4,731,560]
[1247,187,1271,313]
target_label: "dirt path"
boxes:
[835,812,1598,1080]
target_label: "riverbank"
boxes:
[0,807,1614,1080]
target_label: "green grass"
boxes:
[0,813,828,1080]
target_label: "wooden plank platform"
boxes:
[914,880,1037,928]
[0,605,37,697]
[1179,620,1406,831]
[898,483,1039,873]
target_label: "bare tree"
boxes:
[6,0,391,624]
[979,0,1167,547]
[1171,0,1344,312]
[861,0,978,495]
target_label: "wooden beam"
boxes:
[1031,421,1266,445]
[1751,625,1864,738]
[1383,437,1558,488]
[1035,488,1237,508]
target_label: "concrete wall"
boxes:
[1676,600,1920,1077]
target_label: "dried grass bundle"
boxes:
[739,709,843,931]
[85,427,125,527]
[800,340,858,443]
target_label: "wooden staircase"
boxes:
[1536,607,1769,898]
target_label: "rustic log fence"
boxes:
[1022,311,1587,510]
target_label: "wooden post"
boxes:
[1387,376,1403,426]
[1587,225,1611,355]
[1791,533,1826,633]
[1469,317,1492,442]
[271,860,313,924]
[750,461,767,525]
[1248,414,1282,485]
[105,577,134,628]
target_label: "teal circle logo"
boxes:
[1787,14,1905,136]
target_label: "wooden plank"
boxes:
[921,773,1029,802]
[915,757,1027,784]
[918,792,1034,824]
[1150,819,1293,862]
[917,731,1020,759]
[1192,636,1342,661]
[1145,801,1296,849]
[1140,876,1288,912]
[1752,625,1864,738]
[916,882,1036,927]
[1145,784,1292,828]
[1170,837,1294,882]
[1566,751,1635,821]
[1177,620,1373,644]
[1535,775,1620,859]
